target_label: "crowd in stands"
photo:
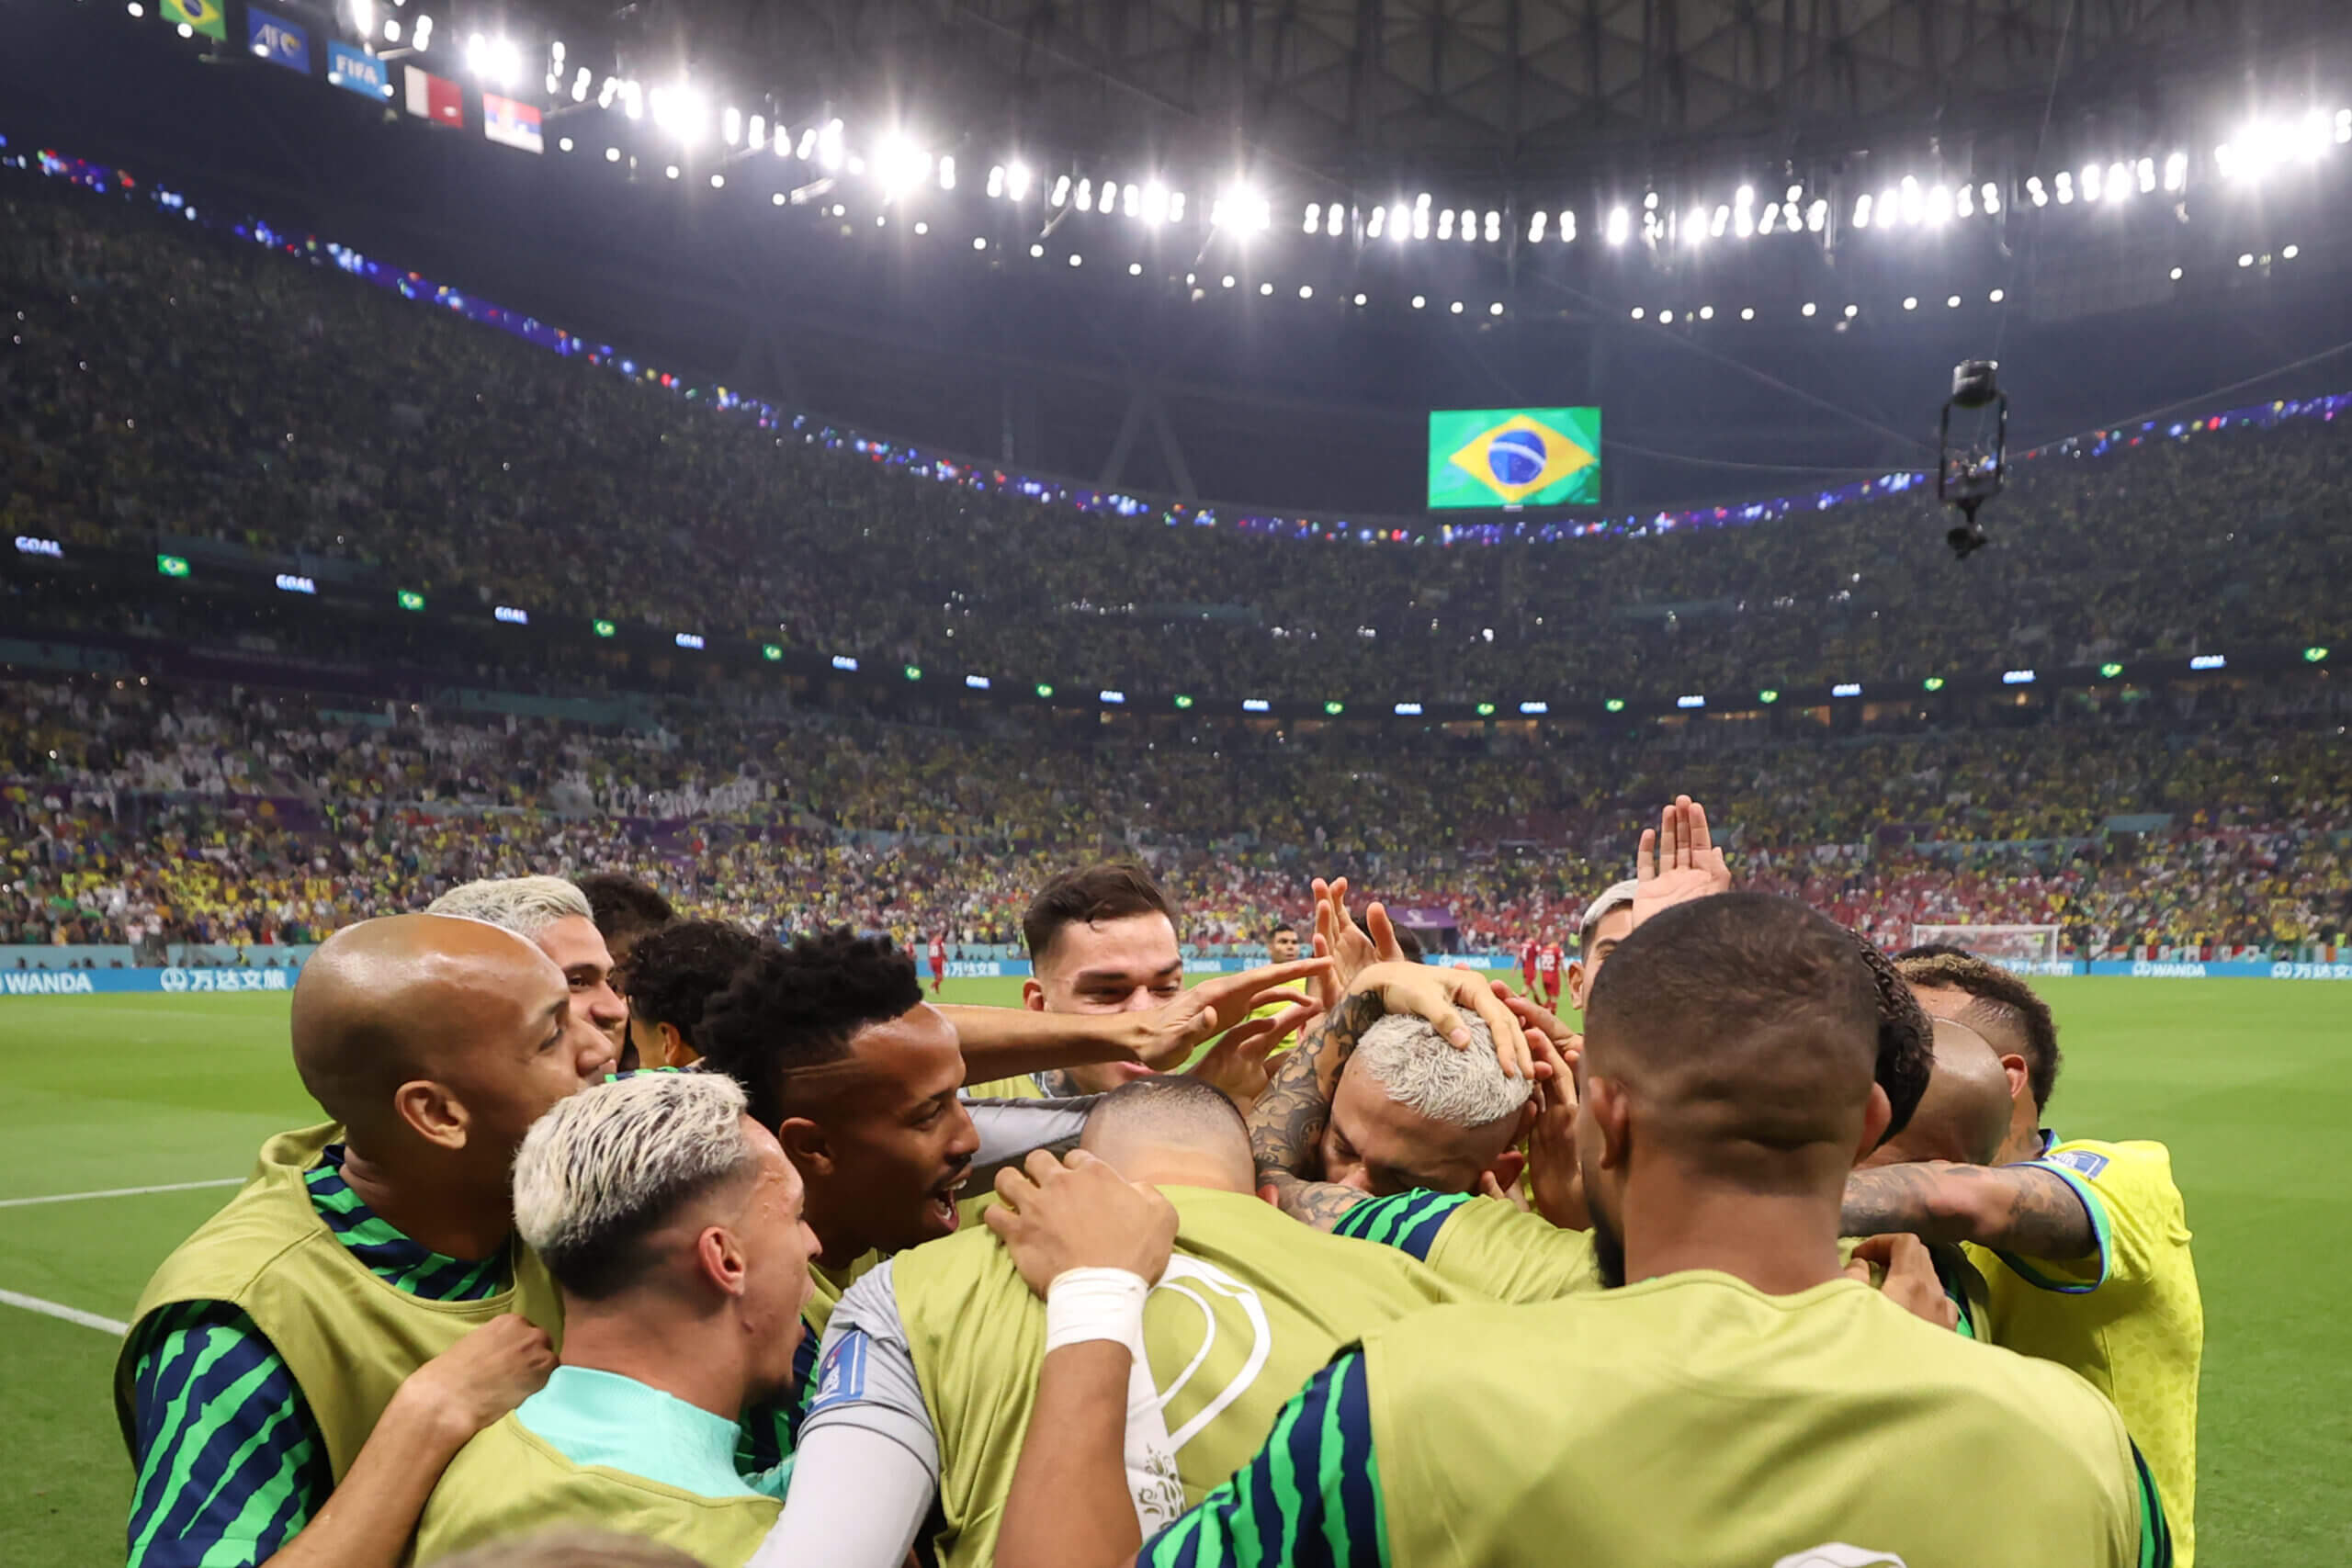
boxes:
[5,170,2349,713]
[6,676,2346,960]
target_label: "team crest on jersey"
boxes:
[2047,1148,2110,1179]
[1771,1547,1908,1568]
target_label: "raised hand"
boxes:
[1311,875,1405,997]
[1125,957,1329,1070]
[1182,999,1314,1112]
[1630,794,1733,929]
[1353,960,1532,1079]
[987,1149,1180,1299]
[1520,1026,1588,1230]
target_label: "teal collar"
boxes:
[514,1366,763,1500]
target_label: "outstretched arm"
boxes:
[942,958,1328,1082]
[1840,1161,2098,1260]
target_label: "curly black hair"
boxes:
[617,919,764,1056]
[1895,951,2064,1111]
[695,928,923,1132]
[1852,931,1934,1145]
[574,874,676,956]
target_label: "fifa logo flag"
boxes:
[482,94,544,154]
[326,41,390,100]
[159,0,227,39]
[404,64,464,128]
[1426,407,1602,509]
[246,7,309,73]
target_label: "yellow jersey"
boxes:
[1966,1134,2204,1565]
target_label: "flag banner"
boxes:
[403,64,464,128]
[481,93,544,153]
[246,6,310,73]
[326,41,390,100]
[1426,408,1603,509]
[160,0,227,39]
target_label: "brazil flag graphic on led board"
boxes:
[1427,407,1601,509]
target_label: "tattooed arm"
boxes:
[1249,989,1385,1232]
[1841,1161,2098,1260]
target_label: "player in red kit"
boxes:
[928,931,947,995]
[1535,935,1565,1008]
[1520,934,1541,997]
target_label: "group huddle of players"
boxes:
[115,797,2203,1568]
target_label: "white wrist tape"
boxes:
[1044,1268,1149,1354]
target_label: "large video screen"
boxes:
[1426,407,1601,509]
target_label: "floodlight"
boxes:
[1606,207,1629,244]
[1007,162,1032,199]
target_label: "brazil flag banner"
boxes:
[161,0,229,37]
[1427,407,1601,509]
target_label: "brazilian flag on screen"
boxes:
[1426,407,1601,509]
[161,0,228,37]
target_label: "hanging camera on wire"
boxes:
[1938,359,2007,558]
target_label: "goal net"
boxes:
[1906,924,2062,964]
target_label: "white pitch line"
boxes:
[0,1288,126,1335]
[0,1177,240,1210]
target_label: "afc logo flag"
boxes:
[246,6,310,73]
[326,41,390,100]
[1425,407,1603,509]
[404,64,464,128]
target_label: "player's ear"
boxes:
[1021,978,1046,1012]
[393,1078,469,1150]
[1854,1083,1894,1166]
[1487,1146,1527,1192]
[1565,961,1588,1010]
[657,1021,698,1069]
[697,1224,750,1298]
[1588,1077,1633,1171]
[1997,1053,2030,1103]
[776,1116,834,1177]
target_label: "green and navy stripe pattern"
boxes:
[124,1300,330,1568]
[1329,1190,1472,1261]
[734,1310,824,1478]
[304,1145,510,1301]
[2132,1440,2176,1567]
[124,1145,511,1568]
[1141,1349,1387,1568]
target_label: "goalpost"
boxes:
[1905,924,2064,964]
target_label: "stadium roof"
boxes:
[553,0,2342,180]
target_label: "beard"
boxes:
[1589,1198,1627,1290]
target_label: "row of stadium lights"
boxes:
[143,0,2352,259]
[95,546,2319,711]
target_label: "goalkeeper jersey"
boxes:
[1145,1270,2171,1568]
[1965,1133,2204,1565]
[802,1184,1480,1568]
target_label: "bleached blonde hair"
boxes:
[424,875,593,940]
[513,1072,757,1298]
[1353,1013,1531,1130]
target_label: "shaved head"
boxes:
[291,915,613,1171]
[1862,1019,2015,1168]
[1080,1077,1253,1193]
[1583,893,1883,1172]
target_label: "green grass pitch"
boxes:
[2,976,2344,1563]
